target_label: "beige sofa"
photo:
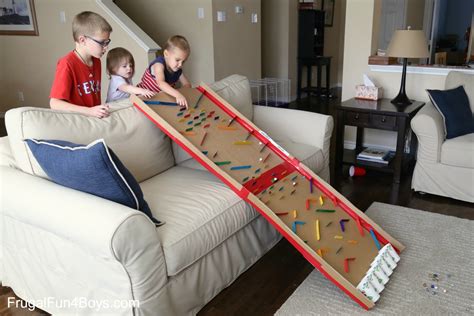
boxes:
[411,71,474,202]
[0,75,333,315]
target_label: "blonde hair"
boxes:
[106,47,135,77]
[72,11,112,42]
[163,35,191,55]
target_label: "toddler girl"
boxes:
[106,47,155,102]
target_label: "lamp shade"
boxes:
[387,29,430,58]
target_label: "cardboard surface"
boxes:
[131,86,405,309]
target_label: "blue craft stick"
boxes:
[292,220,306,233]
[144,100,179,106]
[310,181,313,193]
[369,228,381,250]
[230,165,251,170]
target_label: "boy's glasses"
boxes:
[85,35,111,48]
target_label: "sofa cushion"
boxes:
[140,166,260,276]
[173,74,254,164]
[440,133,474,169]
[25,138,163,226]
[5,99,174,182]
[427,86,474,139]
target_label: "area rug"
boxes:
[275,202,474,315]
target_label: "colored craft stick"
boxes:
[310,181,313,193]
[185,127,193,132]
[187,121,193,125]
[233,141,252,145]
[227,117,236,126]
[199,112,206,116]
[275,212,289,216]
[292,221,306,233]
[336,246,343,254]
[319,195,324,206]
[291,175,298,181]
[316,219,320,241]
[279,186,284,191]
[194,122,201,127]
[184,114,190,118]
[357,217,365,236]
[200,132,207,146]
[213,151,218,158]
[344,257,356,273]
[230,165,251,170]
[177,112,184,117]
[290,189,296,195]
[317,249,323,258]
[369,228,381,250]
[316,209,335,213]
[306,199,310,210]
[242,176,249,182]
[293,210,297,218]
[204,123,210,128]
[193,93,205,109]
[181,131,196,136]
[202,151,208,155]
[325,221,333,227]
[194,116,199,120]
[255,168,261,174]
[340,219,350,232]
[334,235,343,240]
[348,240,358,244]
[144,100,178,106]
[217,125,237,130]
[179,107,186,112]
[214,116,220,120]
[178,118,185,122]
[215,161,231,166]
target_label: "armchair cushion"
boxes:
[427,86,474,139]
[25,138,163,226]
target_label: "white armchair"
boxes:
[411,71,474,202]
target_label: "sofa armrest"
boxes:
[253,106,334,161]
[1,166,167,296]
[410,102,444,163]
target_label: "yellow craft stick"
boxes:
[319,195,324,206]
[348,240,358,244]
[316,219,320,241]
[233,140,252,145]
[334,235,343,240]
[293,210,297,218]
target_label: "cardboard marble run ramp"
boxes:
[131,86,405,310]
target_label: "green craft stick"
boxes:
[215,161,231,166]
[316,209,336,213]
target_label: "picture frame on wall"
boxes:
[0,0,39,36]
[323,0,335,27]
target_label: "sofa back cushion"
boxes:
[5,99,174,182]
[173,74,254,164]
[445,71,474,113]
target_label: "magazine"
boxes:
[357,150,395,165]
[357,147,388,161]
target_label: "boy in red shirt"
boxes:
[50,11,112,118]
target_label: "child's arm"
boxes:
[179,74,191,88]
[151,63,188,108]
[50,98,110,118]
[117,84,155,98]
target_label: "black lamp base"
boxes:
[390,92,412,107]
[391,57,412,110]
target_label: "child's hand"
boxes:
[139,88,156,98]
[176,93,188,109]
[88,104,110,119]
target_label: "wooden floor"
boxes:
[1,94,473,315]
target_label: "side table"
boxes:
[335,98,425,183]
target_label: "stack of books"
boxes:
[357,147,395,165]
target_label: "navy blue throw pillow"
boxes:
[427,86,474,139]
[26,139,164,227]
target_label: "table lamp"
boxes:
[387,27,429,108]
